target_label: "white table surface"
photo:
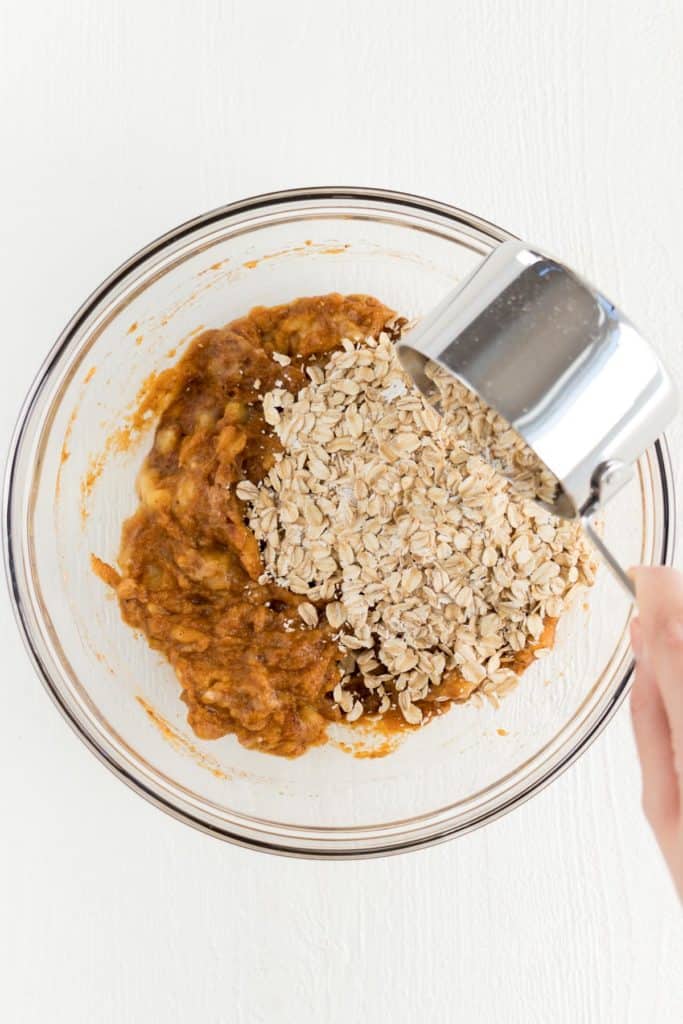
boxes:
[2,2,682,1021]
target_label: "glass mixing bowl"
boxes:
[4,187,675,857]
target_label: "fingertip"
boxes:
[631,566,683,624]
[629,565,683,586]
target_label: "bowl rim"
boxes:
[3,185,677,858]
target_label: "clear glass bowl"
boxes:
[4,187,676,857]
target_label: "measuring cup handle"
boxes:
[580,510,635,599]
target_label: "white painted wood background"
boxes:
[2,1,682,1021]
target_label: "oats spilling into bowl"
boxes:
[425,362,560,507]
[237,332,595,726]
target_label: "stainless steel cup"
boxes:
[396,240,678,595]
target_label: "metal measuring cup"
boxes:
[396,240,678,597]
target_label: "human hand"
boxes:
[630,567,683,901]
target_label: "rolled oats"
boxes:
[239,332,595,726]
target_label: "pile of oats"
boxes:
[236,332,595,726]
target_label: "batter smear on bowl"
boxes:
[94,293,595,757]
